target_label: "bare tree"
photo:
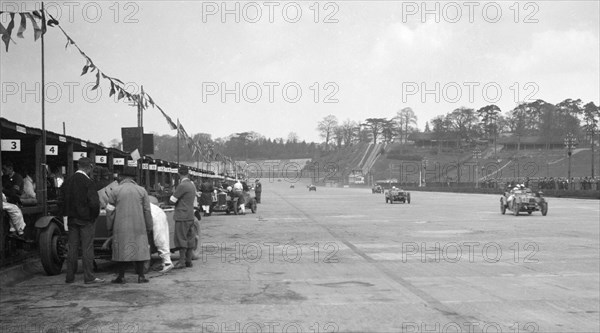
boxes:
[394,107,418,143]
[341,119,358,147]
[317,115,339,151]
[287,132,299,144]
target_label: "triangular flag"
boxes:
[1,13,15,51]
[25,12,41,41]
[16,13,26,38]
[130,149,141,161]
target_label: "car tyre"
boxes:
[541,202,548,216]
[39,221,66,276]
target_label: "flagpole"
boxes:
[41,1,48,216]
[177,119,180,165]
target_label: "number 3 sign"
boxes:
[1,139,21,151]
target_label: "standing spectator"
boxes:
[61,157,104,285]
[254,179,262,204]
[106,170,153,283]
[199,180,214,216]
[2,161,24,204]
[169,166,197,269]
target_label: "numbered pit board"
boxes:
[45,145,58,155]
[73,152,88,160]
[95,156,107,164]
[113,158,125,166]
[1,139,21,151]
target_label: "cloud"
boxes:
[498,29,599,75]
[367,22,453,72]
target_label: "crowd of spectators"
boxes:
[480,177,600,191]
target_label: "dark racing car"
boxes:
[385,187,410,204]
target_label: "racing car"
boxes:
[372,185,383,193]
[500,187,548,216]
[385,187,410,204]
[308,184,317,191]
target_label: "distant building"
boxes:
[497,135,564,150]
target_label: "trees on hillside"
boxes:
[317,115,339,151]
[394,107,418,144]
[363,118,389,144]
[313,98,598,152]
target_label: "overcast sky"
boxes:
[1,1,599,145]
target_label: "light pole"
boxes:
[473,149,482,188]
[564,133,577,190]
[420,159,428,187]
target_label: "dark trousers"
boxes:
[255,191,261,203]
[66,221,96,283]
[115,261,145,277]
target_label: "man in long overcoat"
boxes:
[106,169,153,283]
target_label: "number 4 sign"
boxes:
[45,145,58,155]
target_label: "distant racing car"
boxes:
[500,187,547,216]
[308,184,317,191]
[385,187,410,204]
[372,185,383,193]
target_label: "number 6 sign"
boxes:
[95,156,107,164]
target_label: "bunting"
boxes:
[2,8,234,164]
[0,9,56,51]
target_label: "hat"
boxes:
[178,165,189,175]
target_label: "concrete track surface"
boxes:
[1,181,599,332]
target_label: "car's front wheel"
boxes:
[541,202,548,216]
[39,221,67,276]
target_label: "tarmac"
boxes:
[0,181,598,332]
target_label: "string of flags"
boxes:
[0,8,57,51]
[1,7,237,166]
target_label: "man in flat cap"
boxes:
[169,166,197,269]
[61,157,103,284]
